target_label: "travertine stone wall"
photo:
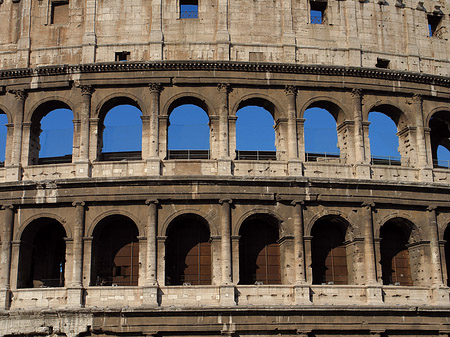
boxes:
[0,0,449,75]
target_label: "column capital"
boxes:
[219,198,232,205]
[1,204,14,211]
[351,88,363,98]
[76,84,95,96]
[362,201,375,209]
[8,89,27,101]
[217,83,231,93]
[291,199,305,206]
[148,83,164,94]
[412,93,423,104]
[72,201,86,207]
[284,85,298,96]
[427,205,438,212]
[145,199,159,205]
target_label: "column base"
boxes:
[354,163,371,179]
[146,159,161,176]
[75,161,91,178]
[142,286,159,307]
[294,285,312,304]
[217,159,233,176]
[0,288,11,310]
[431,286,449,305]
[288,160,303,176]
[5,165,22,182]
[66,287,85,307]
[365,285,384,304]
[219,285,237,306]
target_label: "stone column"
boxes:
[219,199,232,284]
[427,206,444,286]
[217,84,232,175]
[145,199,158,286]
[362,202,377,284]
[145,83,163,175]
[413,95,433,181]
[7,90,26,181]
[292,200,306,284]
[351,89,366,163]
[285,86,302,175]
[67,202,85,306]
[0,205,14,309]
[77,85,94,162]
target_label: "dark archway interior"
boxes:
[429,112,450,166]
[165,214,211,285]
[17,218,66,288]
[239,215,281,285]
[91,215,139,286]
[380,220,412,286]
[311,217,348,285]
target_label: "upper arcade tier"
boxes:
[0,0,449,75]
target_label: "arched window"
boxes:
[99,100,142,161]
[369,111,401,165]
[165,214,211,285]
[91,215,139,286]
[239,215,281,285]
[380,219,413,286]
[303,102,342,162]
[17,218,66,288]
[0,112,8,166]
[29,101,73,165]
[429,111,450,168]
[311,216,348,285]
[236,102,276,161]
[168,102,210,159]
[444,226,450,286]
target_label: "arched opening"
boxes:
[235,99,276,161]
[165,214,211,285]
[239,214,281,285]
[303,102,342,162]
[380,218,413,286]
[311,216,349,285]
[30,101,73,165]
[167,98,210,159]
[369,110,401,165]
[91,215,139,286]
[99,98,143,161]
[0,112,8,166]
[443,225,450,286]
[429,111,450,168]
[17,218,66,288]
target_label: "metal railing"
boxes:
[433,159,450,169]
[38,154,72,165]
[305,152,340,162]
[101,151,142,162]
[167,150,210,160]
[235,150,277,161]
[370,155,401,166]
[180,10,198,18]
[310,15,323,24]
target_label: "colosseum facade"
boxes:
[0,0,450,335]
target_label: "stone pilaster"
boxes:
[291,200,306,284]
[217,84,232,175]
[285,86,302,175]
[76,85,94,177]
[6,90,26,181]
[412,94,433,181]
[145,83,163,175]
[427,206,444,287]
[0,205,14,310]
[145,199,158,286]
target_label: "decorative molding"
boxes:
[148,83,164,94]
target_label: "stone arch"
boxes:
[426,106,450,126]
[162,92,214,117]
[231,93,284,121]
[305,210,355,241]
[15,212,70,241]
[161,208,217,237]
[87,210,145,238]
[299,96,349,123]
[26,96,75,123]
[164,212,212,285]
[95,93,146,120]
[427,109,450,166]
[233,208,288,237]
[374,214,421,243]
[0,103,14,124]
[365,102,411,129]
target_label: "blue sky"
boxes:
[1,104,448,164]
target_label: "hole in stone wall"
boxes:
[427,14,442,37]
[50,1,69,25]
[310,0,327,24]
[376,58,390,69]
[115,51,130,62]
[180,0,198,18]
